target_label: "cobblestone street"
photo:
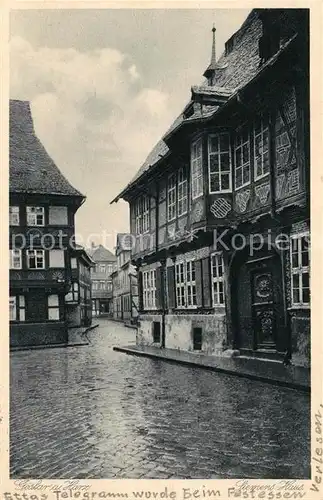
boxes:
[10,319,310,479]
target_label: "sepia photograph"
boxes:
[8,6,312,483]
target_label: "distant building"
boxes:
[111,234,138,324]
[9,99,85,347]
[65,245,95,328]
[89,244,117,316]
[111,10,310,367]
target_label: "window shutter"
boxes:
[137,271,143,311]
[202,257,212,307]
[167,265,176,310]
[155,267,163,309]
[195,259,203,307]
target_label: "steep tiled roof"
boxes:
[10,100,84,198]
[88,244,116,262]
[73,244,96,267]
[113,9,303,201]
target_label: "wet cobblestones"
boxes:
[10,319,310,479]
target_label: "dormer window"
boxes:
[235,126,250,190]
[259,11,281,64]
[208,133,232,193]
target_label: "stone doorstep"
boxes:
[113,345,310,393]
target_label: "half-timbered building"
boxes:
[10,99,85,347]
[112,9,310,366]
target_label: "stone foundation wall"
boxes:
[137,314,162,346]
[290,311,310,367]
[165,314,227,354]
[137,312,227,355]
[10,322,67,347]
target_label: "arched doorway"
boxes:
[231,245,287,354]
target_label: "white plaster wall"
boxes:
[165,314,227,355]
[137,314,162,346]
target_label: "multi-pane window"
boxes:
[9,296,25,321]
[191,138,203,199]
[254,116,270,179]
[175,259,197,308]
[235,127,250,189]
[10,249,22,269]
[143,269,156,309]
[175,262,186,307]
[99,281,106,290]
[290,233,310,306]
[186,260,197,307]
[9,297,16,321]
[142,195,150,233]
[211,253,225,305]
[167,173,177,221]
[48,294,60,320]
[99,264,106,272]
[167,168,188,222]
[135,198,142,234]
[26,206,45,226]
[27,249,45,269]
[92,281,98,291]
[9,206,19,226]
[208,133,232,193]
[66,282,79,302]
[177,167,188,216]
[135,195,150,234]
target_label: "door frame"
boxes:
[229,242,289,354]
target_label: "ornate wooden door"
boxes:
[251,268,276,349]
[235,250,285,352]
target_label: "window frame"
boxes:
[9,206,20,226]
[191,138,203,200]
[9,295,26,322]
[10,249,22,270]
[290,232,310,307]
[254,115,270,181]
[135,195,150,234]
[26,206,45,227]
[142,195,150,233]
[135,197,143,235]
[177,167,188,217]
[48,294,60,321]
[27,249,45,270]
[234,126,251,191]
[142,269,157,310]
[175,258,197,309]
[210,252,225,306]
[167,173,177,222]
[208,133,232,194]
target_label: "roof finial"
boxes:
[211,24,216,66]
[203,23,217,84]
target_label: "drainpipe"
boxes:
[160,259,166,348]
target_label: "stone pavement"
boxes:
[114,345,310,392]
[10,319,310,479]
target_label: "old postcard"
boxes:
[1,0,322,499]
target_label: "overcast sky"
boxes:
[10,8,250,251]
